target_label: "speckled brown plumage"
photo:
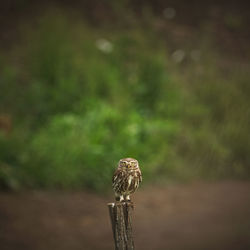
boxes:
[112,158,142,201]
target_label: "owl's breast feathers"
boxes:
[112,168,142,195]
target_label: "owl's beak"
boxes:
[127,162,132,168]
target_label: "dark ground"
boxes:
[0,181,250,250]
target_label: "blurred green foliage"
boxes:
[0,9,249,190]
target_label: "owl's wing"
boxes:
[112,169,125,194]
[112,169,119,183]
[112,169,124,185]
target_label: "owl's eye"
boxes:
[131,162,137,167]
[121,162,126,167]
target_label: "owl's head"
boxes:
[119,157,139,169]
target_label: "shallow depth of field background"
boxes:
[0,1,250,250]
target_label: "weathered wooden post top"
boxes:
[107,158,142,250]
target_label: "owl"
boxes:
[112,158,142,202]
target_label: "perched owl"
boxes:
[112,158,142,202]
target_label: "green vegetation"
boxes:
[0,9,249,190]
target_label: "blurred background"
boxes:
[0,0,250,249]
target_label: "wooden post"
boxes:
[108,201,135,250]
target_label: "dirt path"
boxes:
[0,181,250,250]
